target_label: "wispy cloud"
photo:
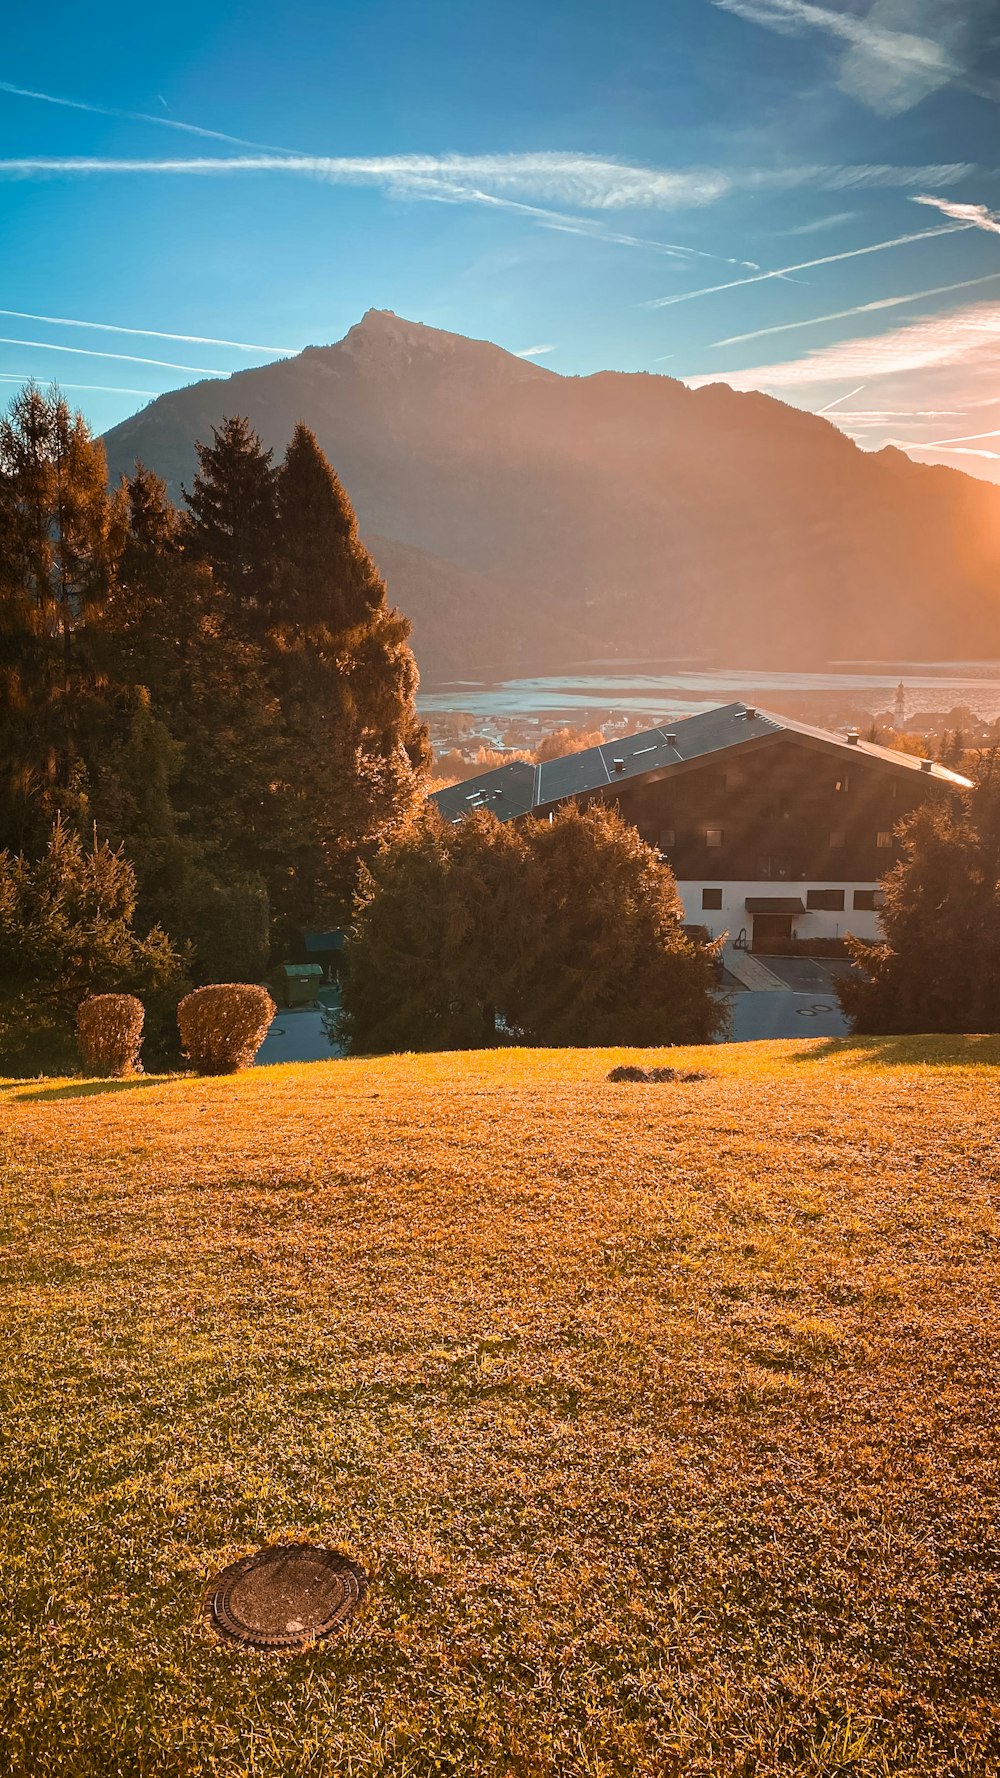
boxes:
[0,80,295,153]
[0,307,293,353]
[711,0,993,116]
[686,298,1000,389]
[0,149,981,210]
[913,193,1000,235]
[646,221,969,308]
[710,269,1000,347]
[775,209,858,235]
[0,335,228,375]
[514,343,556,357]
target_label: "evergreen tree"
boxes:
[839,762,1000,1034]
[183,416,278,635]
[275,424,383,634]
[0,817,183,1074]
[0,386,118,841]
[264,424,428,930]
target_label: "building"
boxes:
[431,702,972,954]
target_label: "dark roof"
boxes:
[431,701,971,824]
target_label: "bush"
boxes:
[177,984,275,1075]
[76,995,145,1077]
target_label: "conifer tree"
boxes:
[0,386,118,841]
[264,423,428,929]
[183,416,278,634]
[275,424,382,633]
[0,816,183,1074]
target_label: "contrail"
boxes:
[645,222,971,308]
[816,385,865,414]
[0,307,294,353]
[710,270,1000,348]
[0,336,228,374]
[0,372,159,395]
[0,80,298,154]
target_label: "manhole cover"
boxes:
[206,1544,366,1649]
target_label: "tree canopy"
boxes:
[340,801,726,1054]
[839,760,1000,1034]
[0,385,428,1064]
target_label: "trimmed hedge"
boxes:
[177,984,275,1075]
[76,995,145,1078]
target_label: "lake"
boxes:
[417,662,1000,726]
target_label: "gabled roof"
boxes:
[431,701,972,825]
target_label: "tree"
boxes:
[511,801,725,1047]
[0,385,119,843]
[274,423,383,635]
[263,424,429,931]
[0,818,184,1074]
[340,801,725,1055]
[339,807,531,1053]
[838,759,1000,1034]
[183,416,278,636]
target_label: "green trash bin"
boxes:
[273,963,324,1008]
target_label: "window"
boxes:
[659,829,675,849]
[834,775,849,793]
[702,887,723,910]
[705,827,724,849]
[829,830,846,849]
[807,889,845,911]
[876,830,893,849]
[853,889,885,912]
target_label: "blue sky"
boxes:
[3,0,1000,476]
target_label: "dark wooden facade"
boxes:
[592,735,953,883]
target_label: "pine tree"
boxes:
[183,416,278,636]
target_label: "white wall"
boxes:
[674,879,883,945]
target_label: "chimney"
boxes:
[665,732,677,746]
[847,730,859,745]
[612,758,625,774]
[742,706,758,720]
[921,758,933,772]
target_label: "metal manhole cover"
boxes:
[206,1544,366,1649]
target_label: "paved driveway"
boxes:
[724,988,848,1042]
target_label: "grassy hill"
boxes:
[1,1039,998,1777]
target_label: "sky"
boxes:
[3,0,1000,478]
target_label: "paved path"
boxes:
[723,948,789,992]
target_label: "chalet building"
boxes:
[432,702,972,954]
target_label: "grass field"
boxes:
[1,1037,999,1778]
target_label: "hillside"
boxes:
[102,312,1000,683]
[2,1038,998,1776]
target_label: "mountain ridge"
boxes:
[102,310,1000,680]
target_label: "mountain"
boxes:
[102,310,1000,680]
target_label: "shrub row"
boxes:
[76,984,275,1078]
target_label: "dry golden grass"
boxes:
[1,1037,999,1777]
